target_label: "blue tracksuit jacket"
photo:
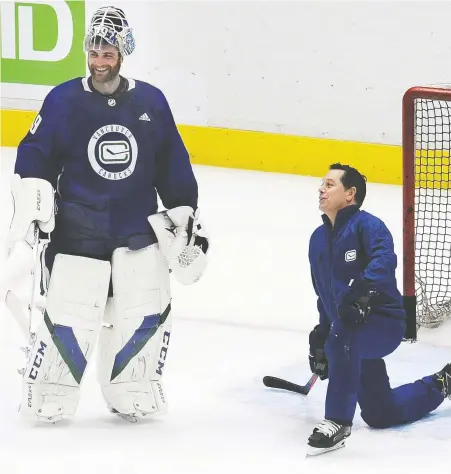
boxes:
[308,205,406,328]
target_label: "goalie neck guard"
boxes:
[84,6,135,56]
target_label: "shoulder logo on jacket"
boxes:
[87,124,138,180]
[345,249,357,262]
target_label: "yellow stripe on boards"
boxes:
[1,108,404,185]
[179,125,402,185]
[1,109,38,148]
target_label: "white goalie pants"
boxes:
[20,244,172,422]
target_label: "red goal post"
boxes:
[403,86,451,341]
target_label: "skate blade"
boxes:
[110,408,138,423]
[114,412,138,423]
[306,439,346,457]
[36,414,64,423]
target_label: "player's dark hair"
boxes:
[329,163,367,207]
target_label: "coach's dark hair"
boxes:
[329,163,367,207]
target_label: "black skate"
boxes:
[434,363,451,400]
[307,419,351,456]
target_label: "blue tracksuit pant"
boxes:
[324,315,444,427]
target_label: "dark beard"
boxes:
[89,61,121,83]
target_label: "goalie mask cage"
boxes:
[403,86,451,341]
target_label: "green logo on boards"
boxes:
[0,1,86,86]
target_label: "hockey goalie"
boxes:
[2,6,209,424]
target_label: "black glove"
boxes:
[308,324,329,380]
[338,279,379,326]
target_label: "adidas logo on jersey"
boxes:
[139,113,151,121]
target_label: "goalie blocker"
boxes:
[6,174,55,255]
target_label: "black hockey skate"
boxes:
[434,363,451,400]
[307,419,351,456]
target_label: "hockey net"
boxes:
[403,86,451,339]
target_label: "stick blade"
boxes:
[263,375,311,395]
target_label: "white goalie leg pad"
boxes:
[148,206,210,285]
[97,244,172,419]
[20,254,111,422]
[7,174,55,255]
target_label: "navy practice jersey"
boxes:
[15,77,198,242]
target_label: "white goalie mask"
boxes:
[84,6,135,56]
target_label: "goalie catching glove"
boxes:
[147,206,210,285]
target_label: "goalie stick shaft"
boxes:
[263,374,318,395]
[5,291,30,339]
[27,226,40,333]
[5,226,41,342]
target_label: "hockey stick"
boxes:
[4,226,40,341]
[27,226,41,333]
[5,291,30,340]
[263,374,318,395]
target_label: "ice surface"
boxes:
[0,146,450,474]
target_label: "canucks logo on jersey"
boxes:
[87,124,138,180]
